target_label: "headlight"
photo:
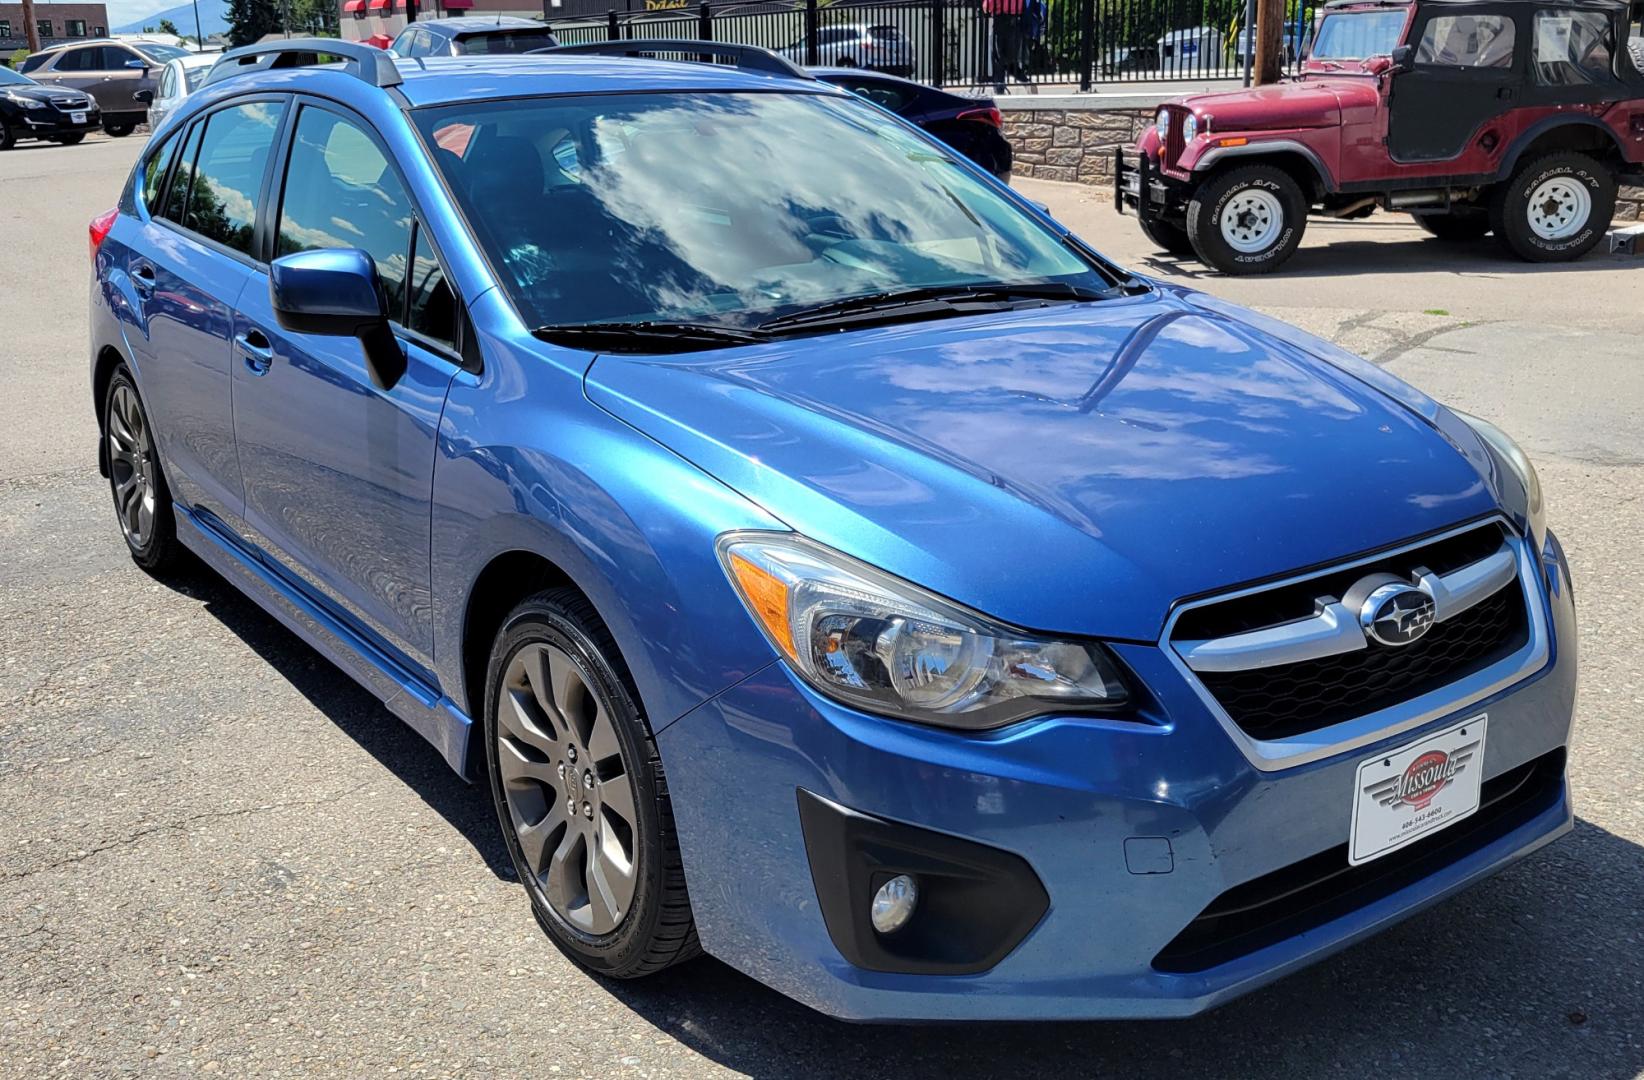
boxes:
[3,92,45,110]
[1182,112,1198,141]
[717,533,1129,730]
[1155,107,1170,141]
[1455,411,1545,546]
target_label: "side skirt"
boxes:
[175,504,476,779]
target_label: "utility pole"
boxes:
[1252,0,1284,85]
[192,0,205,48]
[22,0,41,54]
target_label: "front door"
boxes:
[231,100,462,672]
[1388,8,1522,162]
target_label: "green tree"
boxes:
[226,0,282,46]
[158,17,180,35]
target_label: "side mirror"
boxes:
[1389,45,1414,73]
[133,88,154,104]
[125,58,149,70]
[269,248,406,390]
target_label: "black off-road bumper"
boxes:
[1114,148,1187,223]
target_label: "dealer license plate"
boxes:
[1349,716,1487,866]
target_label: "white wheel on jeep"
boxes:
[1219,188,1286,253]
[1524,176,1591,240]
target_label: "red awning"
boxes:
[342,0,364,11]
[366,0,390,11]
[441,0,475,9]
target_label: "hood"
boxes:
[585,291,1499,641]
[1176,77,1377,131]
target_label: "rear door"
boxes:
[1388,7,1523,162]
[230,99,463,671]
[124,97,288,528]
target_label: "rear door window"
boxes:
[141,132,181,213]
[179,100,284,256]
[161,121,205,224]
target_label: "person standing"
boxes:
[983,0,1026,93]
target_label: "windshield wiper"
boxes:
[756,282,1115,333]
[530,320,768,353]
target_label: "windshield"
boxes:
[1310,10,1409,59]
[0,67,34,86]
[135,43,191,62]
[459,30,560,54]
[416,91,1107,329]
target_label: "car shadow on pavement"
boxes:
[161,559,1643,1080]
[1137,221,1633,281]
[160,558,515,881]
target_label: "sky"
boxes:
[89,0,217,32]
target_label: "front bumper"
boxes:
[658,529,1577,1021]
[16,107,102,138]
[1115,147,1190,223]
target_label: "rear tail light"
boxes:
[957,106,1004,129]
[89,207,119,261]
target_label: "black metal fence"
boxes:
[550,0,1317,90]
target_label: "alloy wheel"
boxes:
[107,383,158,550]
[1525,177,1591,241]
[1219,189,1284,253]
[496,641,639,935]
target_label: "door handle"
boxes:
[131,263,156,298]
[236,330,274,375]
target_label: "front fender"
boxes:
[430,318,785,736]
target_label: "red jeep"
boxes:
[1117,0,1644,273]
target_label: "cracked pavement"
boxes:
[1,139,1640,1079]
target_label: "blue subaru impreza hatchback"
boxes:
[89,39,1576,1021]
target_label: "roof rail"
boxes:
[532,39,810,79]
[201,37,402,90]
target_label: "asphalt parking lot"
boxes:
[1,132,1641,1079]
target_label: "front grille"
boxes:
[1153,749,1565,974]
[1174,523,1528,742]
[1162,106,1188,169]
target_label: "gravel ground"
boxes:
[1,136,1640,1079]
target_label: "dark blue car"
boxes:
[812,66,1013,180]
[88,39,1574,1021]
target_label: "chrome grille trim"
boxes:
[1177,539,1518,673]
[1159,517,1549,773]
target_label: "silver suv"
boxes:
[778,23,913,76]
[20,39,189,135]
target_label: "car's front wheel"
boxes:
[104,121,134,137]
[1186,164,1307,274]
[484,589,700,978]
[0,118,15,151]
[103,367,183,572]
[1489,152,1614,262]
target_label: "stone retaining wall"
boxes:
[1003,106,1643,220]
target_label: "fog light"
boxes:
[870,874,918,934]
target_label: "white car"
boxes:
[141,54,217,132]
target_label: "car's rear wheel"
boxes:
[52,132,87,145]
[103,368,183,573]
[0,118,15,151]
[484,589,700,978]
[1186,164,1307,274]
[1414,209,1490,242]
[1138,214,1195,256]
[1489,152,1614,262]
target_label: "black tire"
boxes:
[104,121,133,137]
[52,132,87,145]
[102,367,184,574]
[483,588,700,979]
[1414,209,1490,242]
[1138,214,1195,256]
[0,117,14,151]
[1186,164,1308,274]
[1488,152,1615,263]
